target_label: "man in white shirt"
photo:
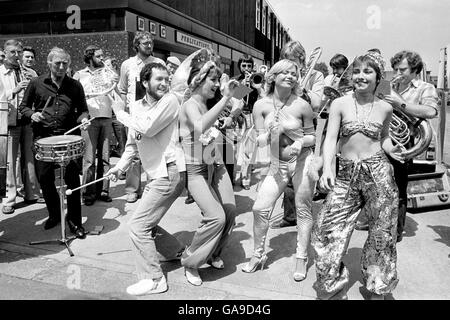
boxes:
[117,31,165,203]
[107,62,186,295]
[0,39,40,214]
[74,45,117,205]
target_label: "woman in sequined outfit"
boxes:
[241,59,317,280]
[311,53,405,300]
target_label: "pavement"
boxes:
[1,116,450,301]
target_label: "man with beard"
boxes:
[73,45,117,206]
[117,31,165,203]
[107,62,186,295]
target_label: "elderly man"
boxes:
[19,47,90,238]
[0,39,41,214]
[117,31,165,203]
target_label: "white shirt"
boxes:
[73,67,115,118]
[0,64,37,126]
[302,69,325,112]
[116,92,186,179]
[117,55,165,109]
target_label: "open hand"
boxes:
[222,79,239,98]
[319,169,335,192]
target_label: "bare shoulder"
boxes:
[253,96,270,114]
[376,97,393,113]
[329,94,350,113]
[291,95,310,111]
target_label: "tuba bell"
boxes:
[388,75,433,160]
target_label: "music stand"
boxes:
[30,156,77,256]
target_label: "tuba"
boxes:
[388,75,433,160]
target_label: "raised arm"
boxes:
[185,79,238,134]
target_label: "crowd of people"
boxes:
[0,30,439,299]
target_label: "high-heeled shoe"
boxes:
[293,257,308,282]
[241,255,268,273]
[184,267,202,286]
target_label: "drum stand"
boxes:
[30,158,76,256]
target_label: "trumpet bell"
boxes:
[323,86,341,99]
[250,72,265,85]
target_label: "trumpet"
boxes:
[249,72,265,87]
[317,62,353,118]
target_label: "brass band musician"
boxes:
[233,54,265,189]
[375,50,438,241]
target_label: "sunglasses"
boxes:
[241,63,253,68]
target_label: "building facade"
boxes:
[0,0,292,76]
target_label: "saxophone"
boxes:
[389,75,433,160]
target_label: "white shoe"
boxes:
[126,276,168,296]
[184,267,202,286]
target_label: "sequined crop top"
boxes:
[340,120,383,140]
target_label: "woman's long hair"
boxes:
[265,59,300,96]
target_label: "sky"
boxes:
[267,0,450,75]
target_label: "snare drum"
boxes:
[34,135,86,163]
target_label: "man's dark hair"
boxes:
[329,54,348,70]
[238,54,254,70]
[390,50,424,75]
[368,48,381,54]
[140,62,167,84]
[83,44,101,64]
[23,46,36,57]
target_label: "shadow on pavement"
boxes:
[342,247,364,290]
[234,194,254,216]
[0,195,123,263]
[266,231,296,267]
[427,225,450,247]
[403,215,419,239]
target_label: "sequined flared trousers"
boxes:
[311,150,399,298]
